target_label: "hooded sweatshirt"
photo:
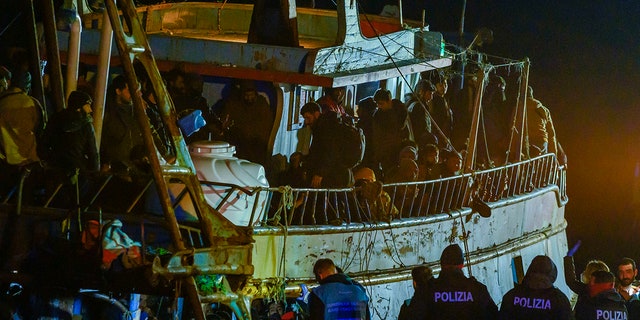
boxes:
[499,255,573,319]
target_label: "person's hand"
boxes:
[311,175,323,188]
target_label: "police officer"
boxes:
[424,244,498,319]
[499,255,572,319]
[309,258,371,320]
[574,271,628,320]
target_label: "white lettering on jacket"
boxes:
[596,309,627,320]
[434,291,474,302]
[513,296,551,310]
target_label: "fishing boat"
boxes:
[0,0,569,318]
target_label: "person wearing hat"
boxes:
[0,69,45,167]
[424,243,498,319]
[309,258,371,320]
[499,255,572,319]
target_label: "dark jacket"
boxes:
[564,256,591,314]
[372,99,413,177]
[500,255,573,319]
[425,267,498,320]
[305,111,353,187]
[44,108,99,175]
[309,273,370,320]
[398,285,430,320]
[101,101,143,173]
[574,289,627,320]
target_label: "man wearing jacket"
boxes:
[499,255,572,319]
[424,244,498,319]
[574,271,627,320]
[309,258,370,320]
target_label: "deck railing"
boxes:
[1,154,566,248]
[192,153,566,229]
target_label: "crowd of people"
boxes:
[299,247,640,320]
[293,69,563,192]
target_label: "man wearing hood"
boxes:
[309,258,370,320]
[574,271,627,320]
[499,255,572,319]
[43,90,99,176]
[424,244,498,319]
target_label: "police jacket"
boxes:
[574,289,627,320]
[500,255,573,319]
[425,267,498,320]
[309,273,370,320]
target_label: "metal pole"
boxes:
[41,0,67,111]
[92,8,113,149]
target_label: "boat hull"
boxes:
[249,186,568,318]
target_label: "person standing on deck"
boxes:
[219,80,274,166]
[406,79,437,148]
[300,101,353,188]
[526,86,558,157]
[372,88,414,180]
[424,244,498,320]
[309,258,371,320]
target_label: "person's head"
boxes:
[440,244,464,268]
[444,150,463,174]
[166,67,186,96]
[589,270,616,297]
[356,96,377,119]
[239,80,258,105]
[527,86,534,99]
[301,102,322,128]
[353,166,376,183]
[489,75,506,101]
[399,145,418,162]
[522,255,557,289]
[67,90,93,115]
[313,258,338,282]
[373,88,393,110]
[289,151,303,168]
[581,260,609,284]
[12,70,31,93]
[616,257,637,287]
[111,74,132,105]
[415,79,435,102]
[411,265,433,289]
[419,144,439,166]
[326,86,346,105]
[435,77,448,97]
[0,66,11,92]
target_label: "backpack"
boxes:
[335,116,366,169]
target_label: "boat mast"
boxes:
[463,68,487,172]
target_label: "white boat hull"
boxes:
[249,186,568,318]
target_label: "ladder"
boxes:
[101,0,255,318]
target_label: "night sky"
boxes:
[435,1,640,270]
